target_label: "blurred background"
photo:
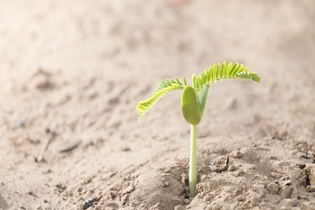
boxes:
[0,0,315,209]
[0,0,314,81]
[1,0,314,142]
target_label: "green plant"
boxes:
[136,61,260,196]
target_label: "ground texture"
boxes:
[1,0,315,209]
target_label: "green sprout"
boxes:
[136,61,260,197]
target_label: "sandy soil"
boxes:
[1,0,315,209]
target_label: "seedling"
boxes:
[136,61,260,196]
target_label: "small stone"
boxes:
[28,72,51,90]
[209,157,229,172]
[121,194,130,205]
[163,182,169,187]
[16,120,24,127]
[59,140,81,153]
[306,186,315,192]
[104,202,119,210]
[236,195,245,201]
[304,164,315,186]
[228,164,236,172]
[233,169,243,177]
[269,156,277,160]
[250,196,260,207]
[268,136,282,141]
[280,186,293,199]
[234,151,242,158]
[209,163,217,171]
[122,185,135,195]
[279,176,289,181]
[56,184,67,193]
[281,179,292,186]
[109,190,118,199]
[249,165,256,170]
[181,173,188,186]
[271,172,282,178]
[81,196,99,210]
[293,202,300,207]
[268,183,279,194]
[174,205,186,210]
[121,146,131,152]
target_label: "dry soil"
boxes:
[1,1,315,210]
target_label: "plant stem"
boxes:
[189,124,197,197]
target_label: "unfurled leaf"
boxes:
[136,78,184,121]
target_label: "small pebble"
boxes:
[174,205,186,210]
[280,186,293,199]
[121,194,129,206]
[109,190,118,199]
[268,183,279,194]
[268,136,282,141]
[234,151,242,158]
[29,73,50,90]
[271,172,282,178]
[59,140,81,153]
[121,146,131,152]
[269,156,277,160]
[306,186,315,192]
[56,184,67,193]
[293,202,300,207]
[209,163,217,171]
[250,196,260,207]
[234,169,243,177]
[236,195,245,201]
[16,120,24,127]
[228,164,236,172]
[104,202,119,210]
[81,196,99,210]
[281,179,292,186]
[181,173,188,186]
[163,182,169,187]
[122,185,134,195]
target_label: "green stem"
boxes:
[189,124,197,197]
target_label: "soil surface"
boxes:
[1,1,315,210]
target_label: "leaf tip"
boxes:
[137,115,143,122]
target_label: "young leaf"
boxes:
[137,78,184,121]
[181,86,201,125]
[197,87,209,117]
[193,61,261,94]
